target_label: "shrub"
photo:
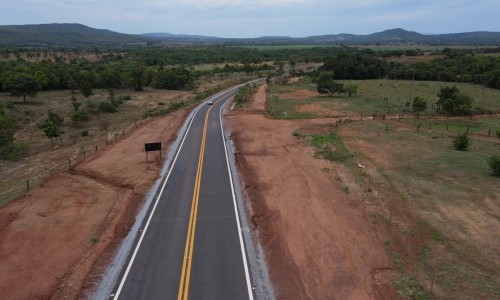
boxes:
[453,133,469,151]
[123,95,132,100]
[70,110,89,121]
[99,101,117,113]
[0,143,27,161]
[487,155,500,177]
[496,129,500,139]
[81,130,89,137]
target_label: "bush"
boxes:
[496,129,500,139]
[81,130,89,137]
[487,155,500,177]
[0,143,27,161]
[142,101,187,118]
[70,110,89,121]
[123,95,132,100]
[453,133,469,151]
[99,101,118,113]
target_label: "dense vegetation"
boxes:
[317,48,500,89]
[3,46,500,98]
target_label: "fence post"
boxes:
[430,268,436,293]
[122,130,124,137]
[389,201,393,224]
[83,151,86,159]
[68,159,71,171]
[95,145,98,151]
[488,128,491,137]
[26,180,30,192]
[466,125,470,133]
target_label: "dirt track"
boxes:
[227,85,396,299]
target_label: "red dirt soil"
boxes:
[0,109,189,299]
[227,84,396,299]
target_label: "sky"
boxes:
[0,0,499,38]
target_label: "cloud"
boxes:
[1,0,498,36]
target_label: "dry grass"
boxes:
[267,77,500,298]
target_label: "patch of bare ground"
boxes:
[226,84,395,299]
[278,89,319,100]
[0,108,190,299]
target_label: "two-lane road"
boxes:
[112,86,254,300]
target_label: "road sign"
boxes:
[145,142,161,152]
[145,142,162,162]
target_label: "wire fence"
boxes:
[0,119,144,205]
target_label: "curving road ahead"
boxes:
[111,84,257,300]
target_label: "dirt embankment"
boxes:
[227,84,395,299]
[0,109,189,299]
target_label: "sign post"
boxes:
[145,142,162,162]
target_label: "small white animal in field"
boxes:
[357,163,365,169]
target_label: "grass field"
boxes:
[268,77,500,298]
[267,78,500,118]
[340,120,500,298]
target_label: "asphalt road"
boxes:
[112,87,253,300]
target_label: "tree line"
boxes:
[317,48,500,90]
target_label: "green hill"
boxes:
[0,23,151,47]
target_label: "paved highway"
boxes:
[111,86,255,300]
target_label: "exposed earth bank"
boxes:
[226,84,396,299]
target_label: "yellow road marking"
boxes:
[177,103,214,300]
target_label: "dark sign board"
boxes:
[145,142,162,152]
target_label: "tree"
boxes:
[412,96,427,118]
[317,80,344,96]
[437,86,473,115]
[39,112,64,145]
[71,94,81,112]
[344,84,358,97]
[47,111,64,126]
[43,121,64,146]
[452,133,469,151]
[487,155,500,177]
[78,70,94,97]
[2,72,40,102]
[69,94,89,121]
[98,66,122,89]
[153,68,194,90]
[127,64,147,91]
[0,105,16,146]
[34,71,49,90]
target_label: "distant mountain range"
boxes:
[0,23,149,47]
[1,23,499,47]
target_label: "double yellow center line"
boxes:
[177,103,214,300]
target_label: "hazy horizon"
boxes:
[1,0,499,38]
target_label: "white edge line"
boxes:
[113,101,204,299]
[219,92,254,300]
[113,81,261,299]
